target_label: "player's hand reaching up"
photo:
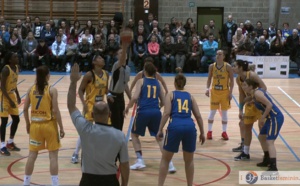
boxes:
[70,63,82,82]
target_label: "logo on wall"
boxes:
[144,0,150,9]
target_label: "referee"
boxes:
[107,31,132,131]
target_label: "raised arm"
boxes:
[67,63,82,115]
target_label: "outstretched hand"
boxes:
[70,63,82,82]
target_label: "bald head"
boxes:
[93,101,110,123]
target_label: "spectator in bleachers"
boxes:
[135,20,146,35]
[24,16,33,29]
[161,23,171,38]
[187,36,202,73]
[171,21,186,43]
[0,16,10,31]
[162,31,174,44]
[126,18,135,31]
[79,29,93,44]
[209,19,221,42]
[145,13,154,34]
[254,36,269,56]
[184,18,193,38]
[236,33,254,56]
[51,35,66,71]
[232,28,245,51]
[6,33,22,63]
[244,20,254,34]
[22,31,38,70]
[41,23,56,47]
[147,35,160,70]
[92,33,106,56]
[297,22,300,37]
[134,25,147,42]
[96,19,107,42]
[271,29,285,44]
[270,37,285,56]
[201,33,218,71]
[49,19,58,33]
[15,19,27,40]
[170,17,177,31]
[0,37,6,64]
[60,21,70,37]
[222,15,237,60]
[133,35,148,72]
[84,20,96,37]
[57,28,68,44]
[106,19,119,39]
[160,36,175,73]
[35,39,50,68]
[268,22,277,38]
[174,35,187,73]
[65,37,78,67]
[32,17,44,40]
[262,29,271,45]
[70,19,82,43]
[292,37,300,75]
[285,29,299,59]
[147,27,162,44]
[12,27,22,41]
[238,22,247,35]
[105,34,119,71]
[151,20,162,34]
[254,21,264,38]
[187,30,198,46]
[282,22,292,40]
[249,31,258,45]
[110,27,120,45]
[1,24,10,43]
[76,37,92,72]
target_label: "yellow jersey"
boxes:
[212,62,229,91]
[29,85,53,122]
[237,71,250,95]
[85,69,108,105]
[0,65,18,95]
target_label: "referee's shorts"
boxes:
[79,173,119,186]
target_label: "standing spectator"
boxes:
[160,36,175,73]
[222,15,237,57]
[41,23,56,47]
[174,35,187,72]
[254,36,269,56]
[147,35,160,70]
[70,19,82,43]
[76,37,92,72]
[107,31,132,131]
[187,36,201,73]
[201,34,218,71]
[133,35,148,72]
[23,65,65,186]
[205,50,234,140]
[51,35,66,71]
[22,31,38,70]
[67,63,129,186]
[32,17,44,40]
[157,74,205,186]
[282,22,292,40]
[35,39,50,68]
[209,19,221,42]
[292,37,300,75]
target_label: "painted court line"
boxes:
[277,86,300,108]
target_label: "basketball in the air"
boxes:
[120,29,133,43]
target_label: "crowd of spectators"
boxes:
[1,14,300,74]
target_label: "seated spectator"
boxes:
[51,35,66,71]
[109,27,120,45]
[270,37,285,56]
[32,17,44,40]
[161,23,171,38]
[201,33,218,71]
[22,31,38,70]
[35,39,50,68]
[41,23,56,47]
[76,37,92,72]
[65,37,78,66]
[262,29,271,45]
[60,20,70,38]
[232,28,245,54]
[96,19,107,42]
[254,21,264,38]
[244,20,254,34]
[237,22,247,35]
[249,31,258,45]
[0,37,5,64]
[187,36,202,73]
[268,22,277,38]
[200,24,211,42]
[69,19,82,43]
[6,33,22,67]
[58,28,68,44]
[160,36,175,73]
[147,27,162,44]
[79,28,93,44]
[105,34,119,71]
[84,20,96,37]
[126,18,135,31]
[162,31,174,44]
[184,18,193,39]
[292,37,300,75]
[0,24,10,43]
[106,19,119,39]
[174,35,187,72]
[134,25,147,42]
[271,29,285,44]
[92,33,106,56]
[12,27,23,42]
[237,34,254,56]
[254,36,269,56]
[171,21,186,43]
[282,22,292,40]
[147,35,160,70]
[133,35,148,72]
[285,29,299,58]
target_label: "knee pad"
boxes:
[208,110,217,120]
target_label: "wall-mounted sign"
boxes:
[144,0,150,9]
[281,7,290,14]
[189,2,195,7]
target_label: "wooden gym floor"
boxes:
[0,73,300,186]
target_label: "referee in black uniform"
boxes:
[108,31,132,131]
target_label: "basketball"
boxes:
[120,29,133,43]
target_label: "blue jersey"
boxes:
[137,77,160,110]
[170,91,193,120]
[254,88,282,118]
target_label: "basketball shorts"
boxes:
[260,113,284,140]
[243,103,262,125]
[132,109,161,136]
[210,89,231,110]
[0,93,19,117]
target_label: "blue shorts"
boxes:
[260,113,284,140]
[131,109,161,136]
[163,121,196,153]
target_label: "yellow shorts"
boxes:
[29,120,61,151]
[84,102,111,124]
[210,89,231,110]
[0,94,19,117]
[243,103,261,125]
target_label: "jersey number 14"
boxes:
[177,99,189,113]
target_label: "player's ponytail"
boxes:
[36,65,49,95]
[175,73,186,90]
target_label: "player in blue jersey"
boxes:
[157,74,205,185]
[125,62,176,173]
[242,79,284,171]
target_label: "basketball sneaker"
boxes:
[234,152,250,161]
[207,131,212,140]
[130,159,146,170]
[257,155,270,167]
[232,143,243,152]
[6,142,21,151]
[168,161,176,174]
[221,132,229,140]
[0,147,11,156]
[71,153,79,164]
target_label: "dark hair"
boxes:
[36,65,49,95]
[90,54,105,83]
[244,79,259,89]
[144,57,154,63]
[0,52,14,72]
[175,74,186,90]
[236,60,249,71]
[144,62,156,76]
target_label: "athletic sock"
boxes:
[136,151,143,159]
[51,175,59,186]
[7,138,13,144]
[1,142,5,148]
[222,124,227,132]
[208,123,213,131]
[23,175,31,185]
[244,145,250,154]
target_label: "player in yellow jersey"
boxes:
[0,52,21,156]
[71,54,109,164]
[23,65,65,186]
[205,50,234,140]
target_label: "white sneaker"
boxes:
[130,159,146,170]
[33,68,36,72]
[129,137,132,141]
[168,161,176,173]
